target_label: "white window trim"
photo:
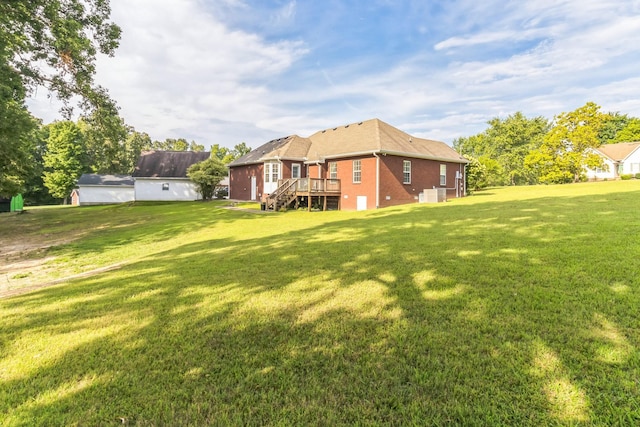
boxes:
[440,164,446,186]
[264,163,271,183]
[329,162,338,180]
[264,161,282,184]
[353,160,361,183]
[292,163,301,179]
[403,160,411,184]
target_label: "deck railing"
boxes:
[277,178,341,193]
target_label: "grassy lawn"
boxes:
[1,182,639,425]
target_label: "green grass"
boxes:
[1,182,640,426]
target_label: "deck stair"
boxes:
[266,178,297,211]
[265,178,341,211]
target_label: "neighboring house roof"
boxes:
[229,118,467,167]
[133,151,211,178]
[77,174,134,186]
[595,142,640,161]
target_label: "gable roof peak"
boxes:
[228,134,311,167]
[595,141,640,161]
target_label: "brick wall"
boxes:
[229,164,263,200]
[325,155,378,210]
[378,156,465,207]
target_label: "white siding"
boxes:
[78,186,134,205]
[134,178,201,201]
[585,157,616,180]
[621,148,640,175]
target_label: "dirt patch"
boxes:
[0,240,67,291]
[1,238,72,259]
[0,262,127,299]
[0,255,58,276]
[0,231,83,297]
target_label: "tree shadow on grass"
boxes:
[1,190,640,425]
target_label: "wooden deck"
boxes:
[266,178,341,211]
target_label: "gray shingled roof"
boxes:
[77,174,134,186]
[228,136,310,167]
[133,151,211,178]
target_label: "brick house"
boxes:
[228,119,468,211]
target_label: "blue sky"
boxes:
[27,0,640,149]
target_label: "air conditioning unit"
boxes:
[421,188,447,203]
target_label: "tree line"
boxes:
[0,1,250,204]
[455,102,640,191]
[12,113,249,204]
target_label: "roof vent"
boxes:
[322,130,326,133]
[345,125,349,128]
[333,127,337,131]
[358,122,363,125]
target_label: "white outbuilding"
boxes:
[74,174,135,205]
[132,151,211,201]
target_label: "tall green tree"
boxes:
[598,112,629,144]
[0,0,121,195]
[454,112,549,186]
[81,104,128,173]
[187,157,227,200]
[0,0,121,114]
[211,142,252,164]
[122,130,152,173]
[525,102,605,184]
[614,118,640,143]
[464,156,487,193]
[231,142,251,160]
[189,140,205,152]
[22,126,57,205]
[42,121,87,202]
[210,144,231,163]
[149,138,204,152]
[0,66,39,196]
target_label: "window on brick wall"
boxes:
[264,163,271,183]
[353,160,361,183]
[440,164,446,186]
[329,162,338,179]
[292,163,301,178]
[403,160,411,184]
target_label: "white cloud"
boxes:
[272,1,297,25]
[93,0,308,143]
[25,0,640,148]
[435,29,542,51]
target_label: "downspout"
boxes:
[373,152,380,208]
[457,164,461,198]
[461,163,466,196]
